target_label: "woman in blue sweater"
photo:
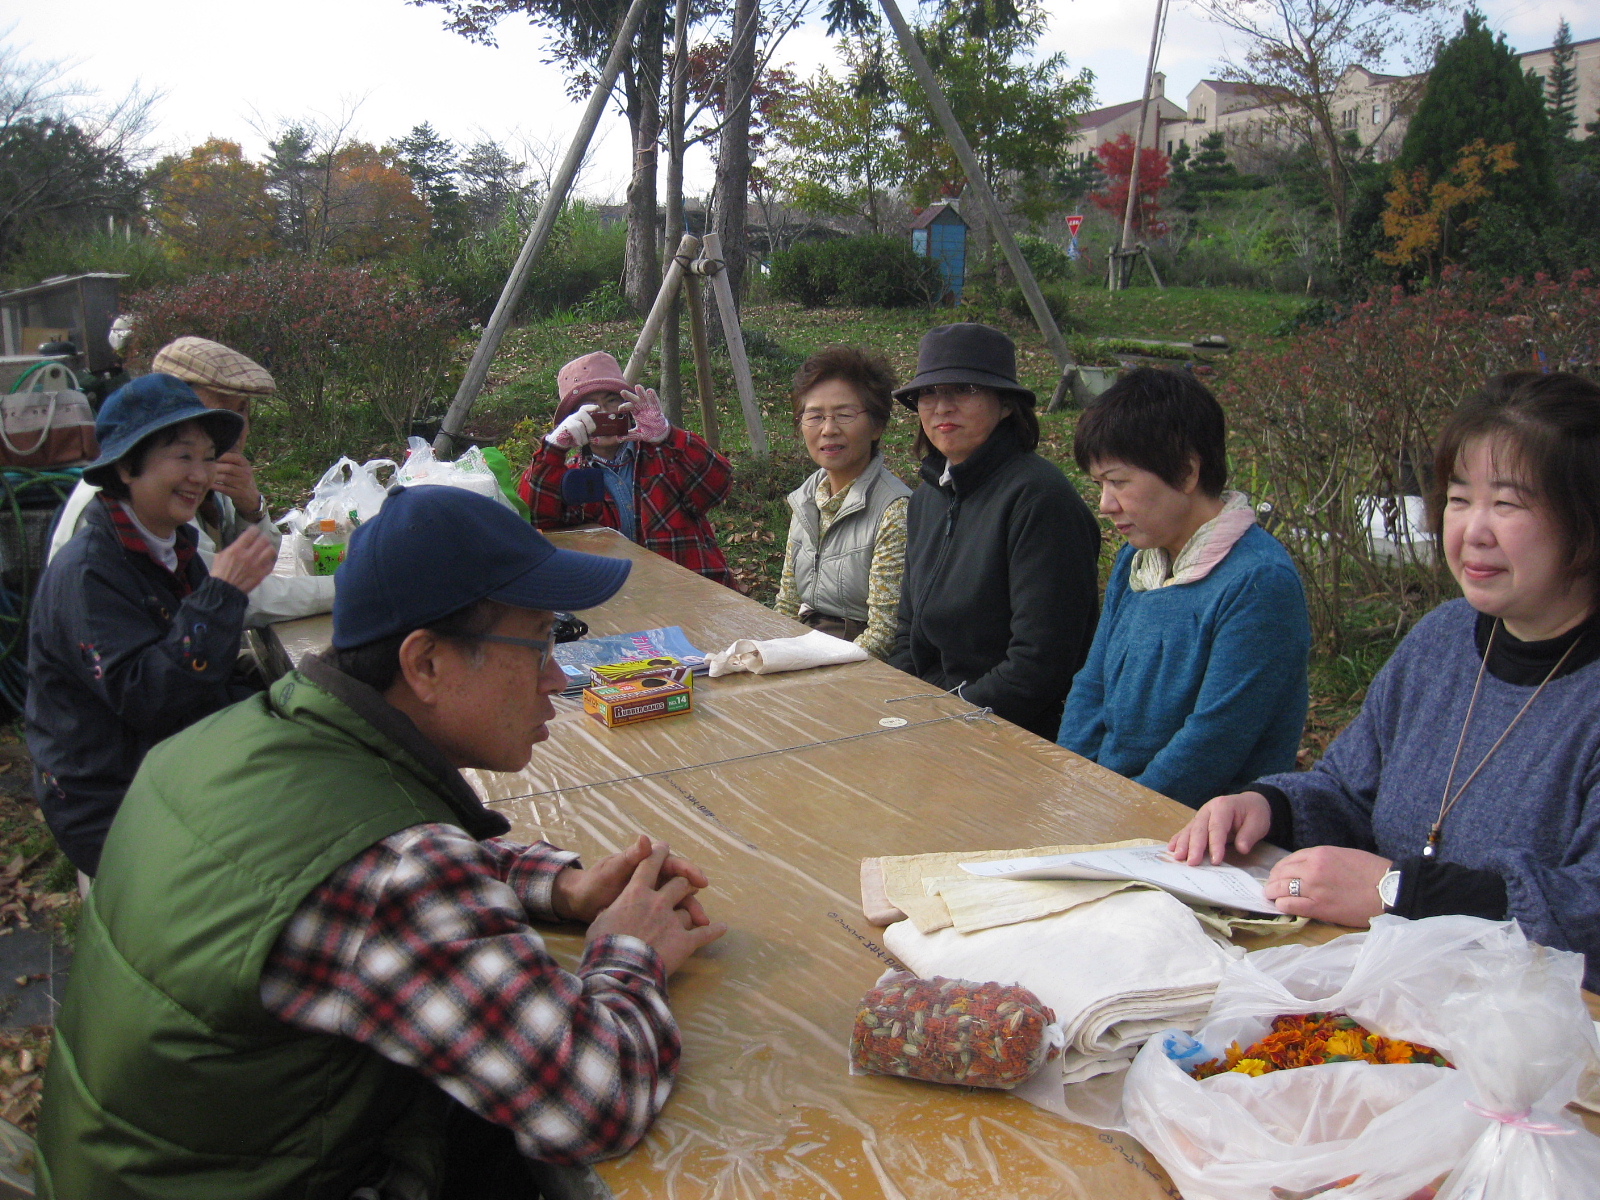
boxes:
[1172,372,1600,990]
[1057,368,1310,807]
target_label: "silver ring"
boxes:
[1288,878,1302,898]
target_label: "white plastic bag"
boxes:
[1119,916,1600,1200]
[396,437,513,509]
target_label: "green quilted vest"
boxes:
[36,668,503,1199]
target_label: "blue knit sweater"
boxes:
[1056,524,1310,807]
[1257,598,1600,991]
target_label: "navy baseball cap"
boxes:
[332,485,631,649]
[83,373,245,486]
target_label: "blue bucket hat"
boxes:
[82,373,245,486]
[332,485,632,649]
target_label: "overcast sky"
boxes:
[4,0,1596,202]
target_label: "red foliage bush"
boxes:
[126,259,465,441]
[1223,270,1600,650]
[1090,134,1169,236]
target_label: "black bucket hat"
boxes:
[82,373,245,486]
[893,323,1036,410]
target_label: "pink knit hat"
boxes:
[554,351,629,424]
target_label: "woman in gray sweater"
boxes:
[1171,371,1600,989]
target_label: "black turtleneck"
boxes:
[1473,609,1600,685]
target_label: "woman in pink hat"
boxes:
[518,352,736,586]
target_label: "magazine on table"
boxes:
[959,843,1287,916]
[553,625,710,696]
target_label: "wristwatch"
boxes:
[1377,869,1403,911]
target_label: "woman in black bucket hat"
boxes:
[887,323,1101,739]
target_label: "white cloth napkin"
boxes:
[882,889,1239,1106]
[706,628,868,677]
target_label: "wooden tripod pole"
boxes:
[681,276,721,450]
[696,233,768,460]
[623,233,700,384]
[1116,0,1165,290]
[432,0,654,455]
[875,0,1074,393]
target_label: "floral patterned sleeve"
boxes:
[773,511,804,619]
[857,496,908,661]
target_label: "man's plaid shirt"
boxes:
[519,426,735,586]
[259,823,679,1165]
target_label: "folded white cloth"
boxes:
[882,889,1238,1105]
[707,628,868,677]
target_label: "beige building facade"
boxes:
[1070,35,1600,168]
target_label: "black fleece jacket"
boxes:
[889,422,1101,739]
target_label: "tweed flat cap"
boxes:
[152,337,276,395]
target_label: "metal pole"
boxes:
[874,0,1073,376]
[623,234,699,383]
[433,0,655,455]
[1117,0,1166,288]
[697,233,768,460]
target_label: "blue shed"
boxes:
[910,203,968,301]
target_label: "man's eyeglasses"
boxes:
[464,633,555,673]
[912,383,987,407]
[799,408,867,428]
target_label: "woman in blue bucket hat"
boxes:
[25,373,277,879]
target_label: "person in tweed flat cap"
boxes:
[48,337,335,625]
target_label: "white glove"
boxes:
[546,404,599,450]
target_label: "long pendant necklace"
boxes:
[1426,619,1581,858]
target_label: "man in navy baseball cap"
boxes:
[39,484,726,1196]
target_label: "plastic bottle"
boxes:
[312,518,347,576]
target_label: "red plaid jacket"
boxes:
[519,428,735,587]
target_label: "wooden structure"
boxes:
[909,203,969,301]
[0,273,125,373]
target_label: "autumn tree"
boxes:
[1090,135,1170,235]
[1190,0,1449,238]
[150,139,277,264]
[321,142,430,261]
[1378,138,1517,280]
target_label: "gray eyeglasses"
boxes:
[463,633,555,672]
[799,408,867,428]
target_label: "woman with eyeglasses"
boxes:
[888,324,1101,739]
[774,347,912,659]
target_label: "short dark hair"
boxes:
[912,390,1039,460]
[1430,370,1600,598]
[329,598,515,692]
[97,420,219,501]
[791,346,897,456]
[1073,367,1227,496]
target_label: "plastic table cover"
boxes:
[263,527,1600,1199]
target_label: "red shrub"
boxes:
[126,259,465,441]
[1224,270,1600,650]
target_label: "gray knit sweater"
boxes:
[1257,599,1600,989]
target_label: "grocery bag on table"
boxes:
[1117,914,1600,1200]
[398,438,515,510]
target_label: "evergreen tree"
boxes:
[1187,131,1240,193]
[1545,18,1579,145]
[1397,10,1555,220]
[392,123,465,243]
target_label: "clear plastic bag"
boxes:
[307,456,396,527]
[1119,916,1600,1200]
[397,438,514,510]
